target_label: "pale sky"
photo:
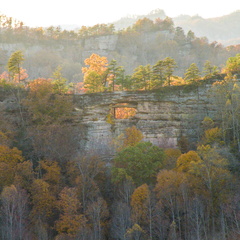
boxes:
[1,0,240,28]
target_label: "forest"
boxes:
[1,13,240,240]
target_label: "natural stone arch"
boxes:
[110,102,137,119]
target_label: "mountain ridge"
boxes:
[59,9,240,46]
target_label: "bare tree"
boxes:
[110,201,131,240]
[0,185,29,240]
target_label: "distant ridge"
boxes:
[112,9,240,46]
[112,9,167,30]
[173,10,240,45]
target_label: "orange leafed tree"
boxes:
[25,78,73,124]
[0,68,28,84]
[82,53,108,75]
[28,78,53,94]
[82,53,109,93]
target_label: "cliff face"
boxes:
[0,82,216,160]
[73,83,216,158]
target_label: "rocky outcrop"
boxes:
[0,82,217,160]
[73,82,216,158]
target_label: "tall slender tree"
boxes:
[7,50,24,83]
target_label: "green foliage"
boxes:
[84,70,106,93]
[174,26,186,44]
[51,65,69,94]
[184,63,201,83]
[211,79,240,153]
[78,23,115,38]
[106,113,114,124]
[131,64,151,90]
[112,142,165,186]
[7,50,24,81]
[225,53,240,74]
[202,60,219,79]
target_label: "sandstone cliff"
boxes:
[0,81,217,160]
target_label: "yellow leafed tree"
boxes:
[56,187,86,236]
[131,184,150,224]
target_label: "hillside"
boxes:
[1,73,240,239]
[1,10,240,240]
[113,9,240,46]
[174,10,240,45]
[0,16,239,83]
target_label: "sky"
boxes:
[1,0,240,28]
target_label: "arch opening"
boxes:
[111,103,137,119]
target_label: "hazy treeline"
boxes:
[0,13,240,82]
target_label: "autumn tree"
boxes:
[125,223,145,240]
[38,160,62,195]
[201,127,223,146]
[163,148,182,169]
[123,126,143,148]
[0,68,28,84]
[155,170,189,239]
[112,126,143,152]
[56,187,87,238]
[30,179,57,239]
[0,145,24,191]
[0,115,15,146]
[82,53,109,93]
[196,145,232,201]
[176,150,202,173]
[131,184,153,239]
[131,184,150,223]
[25,78,73,124]
[176,145,233,234]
